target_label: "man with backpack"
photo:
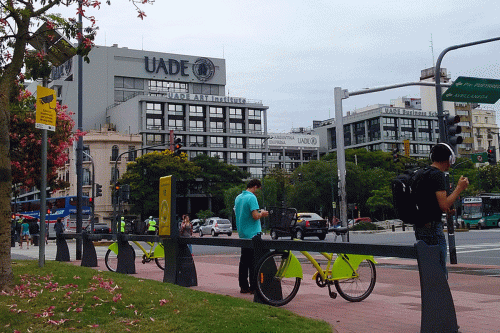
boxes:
[413,142,469,277]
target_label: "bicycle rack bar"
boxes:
[116,233,136,274]
[81,231,97,267]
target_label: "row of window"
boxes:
[148,119,262,133]
[146,103,262,120]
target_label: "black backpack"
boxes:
[391,167,431,227]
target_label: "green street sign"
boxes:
[442,76,500,104]
[471,152,488,163]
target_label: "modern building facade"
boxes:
[49,44,269,179]
[267,132,320,173]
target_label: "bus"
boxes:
[461,194,500,229]
[11,196,92,236]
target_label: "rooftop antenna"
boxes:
[430,33,435,67]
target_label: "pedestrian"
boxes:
[54,217,65,239]
[234,179,269,294]
[413,143,469,277]
[29,219,40,245]
[147,216,157,235]
[179,214,193,253]
[20,218,30,249]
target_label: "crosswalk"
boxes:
[454,242,500,254]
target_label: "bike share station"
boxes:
[53,173,459,333]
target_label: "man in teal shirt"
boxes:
[234,179,268,294]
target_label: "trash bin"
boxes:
[32,234,39,246]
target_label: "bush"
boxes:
[351,222,384,231]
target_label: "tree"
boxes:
[191,154,249,215]
[120,150,200,219]
[366,187,393,220]
[1,0,153,289]
[10,86,83,192]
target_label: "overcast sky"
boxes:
[52,1,500,133]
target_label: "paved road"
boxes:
[10,236,500,332]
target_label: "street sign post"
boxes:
[442,76,500,104]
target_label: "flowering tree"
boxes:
[10,86,84,192]
[0,1,153,289]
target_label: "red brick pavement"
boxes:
[86,254,500,333]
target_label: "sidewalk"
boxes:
[11,241,500,333]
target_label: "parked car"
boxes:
[199,217,232,237]
[85,223,111,234]
[348,217,372,228]
[191,219,203,233]
[270,212,328,240]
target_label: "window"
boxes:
[210,151,224,159]
[383,117,396,126]
[189,120,205,132]
[384,130,396,140]
[189,151,205,159]
[248,109,261,120]
[248,138,262,149]
[111,145,119,161]
[229,137,244,149]
[248,123,261,134]
[168,119,184,130]
[210,121,225,133]
[249,152,262,164]
[167,103,184,116]
[190,136,205,147]
[128,146,137,161]
[209,106,224,118]
[229,108,243,119]
[146,103,164,130]
[115,76,144,90]
[249,167,262,178]
[82,146,91,162]
[148,80,188,93]
[230,152,245,164]
[189,105,204,117]
[83,168,91,186]
[192,83,219,95]
[145,134,164,145]
[230,122,243,133]
[210,136,224,148]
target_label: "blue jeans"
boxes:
[415,222,448,278]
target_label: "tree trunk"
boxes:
[0,16,31,290]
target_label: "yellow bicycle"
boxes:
[255,228,377,306]
[105,241,165,272]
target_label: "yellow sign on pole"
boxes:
[35,86,57,131]
[403,139,410,157]
[159,176,172,236]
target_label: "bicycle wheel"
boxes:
[104,249,118,272]
[334,259,376,302]
[155,256,165,270]
[255,251,301,306]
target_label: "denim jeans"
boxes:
[415,222,448,278]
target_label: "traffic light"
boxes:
[95,183,102,197]
[392,147,399,163]
[173,137,182,156]
[488,146,497,165]
[444,115,463,148]
[121,184,130,202]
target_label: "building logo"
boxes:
[192,58,215,82]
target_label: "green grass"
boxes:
[0,261,332,333]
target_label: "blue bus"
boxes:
[11,196,92,235]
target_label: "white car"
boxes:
[199,217,232,237]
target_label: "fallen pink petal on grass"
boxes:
[112,293,122,302]
[159,299,169,306]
